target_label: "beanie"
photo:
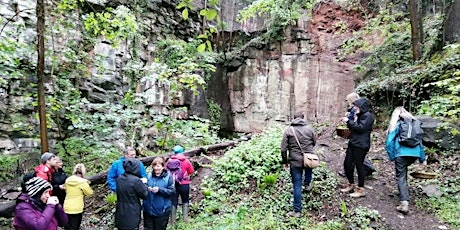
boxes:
[40,152,55,164]
[25,177,52,198]
[172,145,184,154]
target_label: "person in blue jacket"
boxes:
[143,156,175,230]
[107,146,147,192]
[385,106,426,215]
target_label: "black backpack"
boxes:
[398,117,423,147]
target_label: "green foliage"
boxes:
[183,126,343,229]
[152,115,221,151]
[342,207,381,229]
[211,125,284,185]
[207,99,221,129]
[57,0,84,11]
[53,137,119,175]
[177,0,222,52]
[348,7,455,119]
[0,155,20,182]
[105,193,117,205]
[0,20,36,87]
[176,0,194,20]
[83,6,138,46]
[150,39,216,96]
[415,150,460,228]
[417,195,460,228]
[237,0,316,41]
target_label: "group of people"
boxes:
[281,92,426,217]
[13,145,194,230]
[13,153,93,230]
[107,145,194,230]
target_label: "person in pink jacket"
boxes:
[168,145,194,223]
[13,177,68,230]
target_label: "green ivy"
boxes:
[237,0,316,41]
[150,39,217,97]
[83,6,138,46]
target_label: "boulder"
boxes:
[417,116,460,150]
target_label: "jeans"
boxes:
[395,156,417,201]
[290,165,313,213]
[172,183,190,207]
[344,145,368,187]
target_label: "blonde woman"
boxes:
[63,164,93,230]
[385,107,426,214]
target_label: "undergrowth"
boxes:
[414,151,460,229]
[170,125,384,230]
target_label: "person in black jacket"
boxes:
[51,156,67,205]
[340,98,374,198]
[115,158,149,230]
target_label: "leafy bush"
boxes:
[185,125,342,229]
[0,155,20,182]
[211,125,284,186]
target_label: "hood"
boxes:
[17,193,30,203]
[353,98,370,114]
[152,169,169,179]
[123,158,142,178]
[290,117,307,126]
[65,175,89,186]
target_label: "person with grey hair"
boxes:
[107,146,147,192]
[280,111,316,218]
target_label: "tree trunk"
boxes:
[409,0,422,61]
[37,0,49,153]
[443,0,460,43]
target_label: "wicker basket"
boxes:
[336,127,351,139]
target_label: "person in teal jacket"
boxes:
[143,156,175,230]
[107,146,147,192]
[385,106,426,215]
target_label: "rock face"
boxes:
[0,0,372,153]
[221,2,370,132]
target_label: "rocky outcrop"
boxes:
[418,116,460,150]
[0,0,372,153]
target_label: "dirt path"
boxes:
[319,129,448,230]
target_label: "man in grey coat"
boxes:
[281,111,316,218]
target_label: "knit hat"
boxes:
[25,177,52,198]
[40,152,55,164]
[173,145,184,154]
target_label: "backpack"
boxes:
[398,117,423,147]
[166,159,186,185]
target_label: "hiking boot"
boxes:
[340,183,355,193]
[170,206,177,225]
[182,203,190,222]
[303,185,312,192]
[396,201,409,215]
[287,211,301,218]
[349,187,366,198]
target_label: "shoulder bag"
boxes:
[291,127,320,168]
